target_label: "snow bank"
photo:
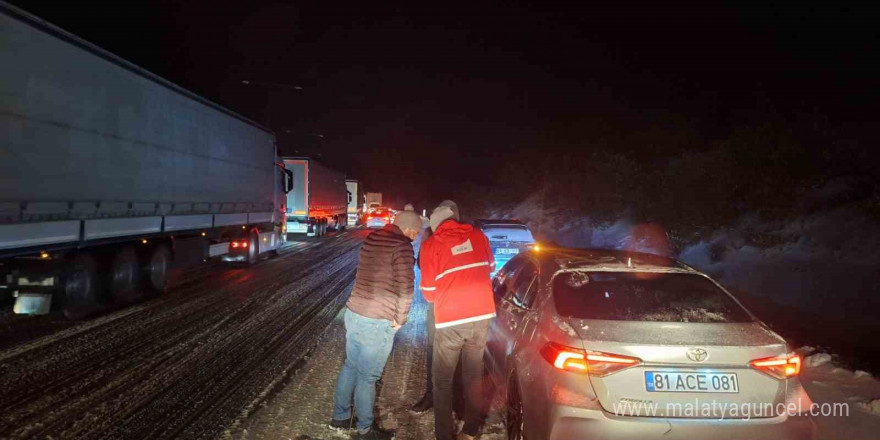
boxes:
[677,204,880,321]
[806,353,834,368]
[857,399,880,416]
[504,194,674,256]
[855,370,874,379]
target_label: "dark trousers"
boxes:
[432,319,490,440]
[425,302,434,389]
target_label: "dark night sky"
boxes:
[8,0,879,207]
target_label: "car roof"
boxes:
[531,247,696,273]
[474,218,527,227]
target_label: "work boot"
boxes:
[409,391,433,413]
[356,424,395,440]
[328,415,357,431]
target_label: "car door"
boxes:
[495,258,539,376]
[486,257,525,376]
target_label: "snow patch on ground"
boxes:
[806,353,834,368]
[856,399,880,416]
[801,355,880,438]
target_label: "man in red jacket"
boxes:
[419,203,495,440]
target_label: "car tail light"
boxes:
[540,342,641,376]
[231,240,248,249]
[750,353,801,379]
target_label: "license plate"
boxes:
[645,371,739,393]
[496,248,519,255]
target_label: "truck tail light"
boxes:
[540,343,641,376]
[750,353,801,379]
[231,240,248,249]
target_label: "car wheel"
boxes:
[506,372,526,440]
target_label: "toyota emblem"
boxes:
[686,348,709,362]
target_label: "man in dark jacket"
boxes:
[330,210,422,440]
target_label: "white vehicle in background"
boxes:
[473,219,537,277]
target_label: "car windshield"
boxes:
[552,271,753,323]
[481,225,534,242]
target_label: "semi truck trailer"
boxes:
[0,2,293,315]
[282,158,347,237]
[365,192,383,212]
[345,180,360,226]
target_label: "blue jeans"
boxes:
[332,308,396,432]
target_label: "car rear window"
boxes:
[552,272,753,323]
[481,225,534,243]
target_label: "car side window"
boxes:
[493,257,524,302]
[522,271,540,309]
[511,261,538,309]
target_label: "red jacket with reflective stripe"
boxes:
[419,219,496,328]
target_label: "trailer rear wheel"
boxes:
[110,247,141,302]
[246,232,259,265]
[268,231,282,258]
[144,245,170,294]
[63,253,100,315]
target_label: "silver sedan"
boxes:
[485,247,816,440]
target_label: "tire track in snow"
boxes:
[0,230,367,440]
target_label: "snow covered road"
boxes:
[0,230,367,440]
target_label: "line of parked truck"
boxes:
[0,2,363,316]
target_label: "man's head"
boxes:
[429,200,460,232]
[436,199,460,221]
[403,203,414,211]
[393,211,422,240]
[429,205,454,232]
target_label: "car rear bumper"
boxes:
[286,220,308,234]
[546,404,815,440]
